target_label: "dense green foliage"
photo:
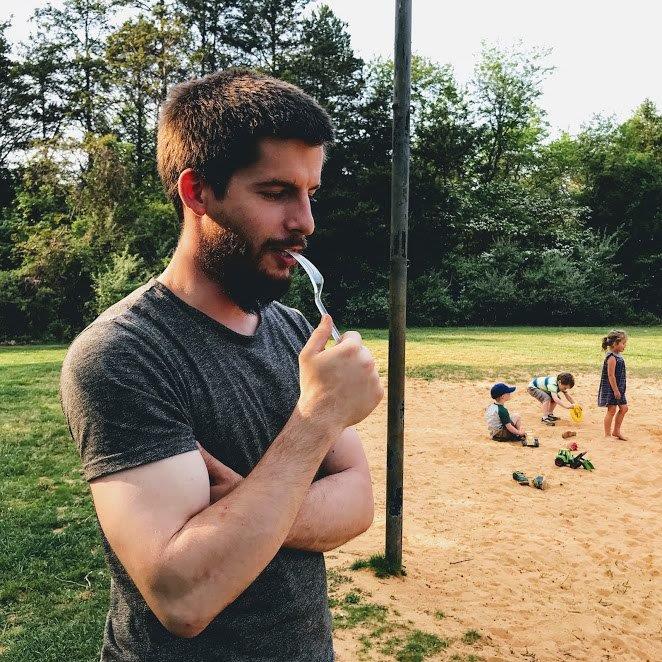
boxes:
[0,2,660,339]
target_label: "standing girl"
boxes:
[598,330,628,440]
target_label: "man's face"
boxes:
[196,137,324,313]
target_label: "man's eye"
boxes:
[262,191,285,200]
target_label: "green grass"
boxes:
[1,327,660,659]
[358,326,662,381]
[462,629,482,645]
[0,345,108,661]
[350,553,406,578]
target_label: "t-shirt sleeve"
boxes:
[497,405,512,426]
[60,323,197,481]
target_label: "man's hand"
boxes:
[298,316,383,432]
[197,442,243,502]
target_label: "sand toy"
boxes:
[532,475,546,490]
[512,471,530,485]
[520,435,540,447]
[554,448,594,471]
[569,404,584,423]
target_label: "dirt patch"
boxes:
[331,374,661,661]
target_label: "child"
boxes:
[598,329,628,440]
[527,372,577,426]
[485,383,526,441]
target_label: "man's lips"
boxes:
[272,248,299,267]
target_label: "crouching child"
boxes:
[527,372,576,426]
[485,383,526,441]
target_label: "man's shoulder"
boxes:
[62,281,160,380]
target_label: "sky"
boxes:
[3,0,661,136]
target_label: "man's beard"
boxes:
[195,219,305,314]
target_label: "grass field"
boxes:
[1,327,660,661]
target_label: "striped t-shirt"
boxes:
[528,375,559,394]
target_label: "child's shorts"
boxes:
[527,385,551,403]
[492,427,521,441]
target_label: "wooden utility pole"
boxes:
[386,0,412,570]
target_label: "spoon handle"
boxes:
[316,298,341,342]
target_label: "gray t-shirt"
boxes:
[60,279,333,662]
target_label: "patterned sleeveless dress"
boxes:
[597,351,627,406]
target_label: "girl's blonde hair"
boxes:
[602,329,628,351]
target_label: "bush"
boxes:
[454,242,522,324]
[343,284,389,328]
[408,270,458,326]
[13,225,95,339]
[92,248,146,315]
[0,269,28,339]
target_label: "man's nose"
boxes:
[284,194,315,236]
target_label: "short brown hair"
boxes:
[157,68,334,220]
[557,373,575,387]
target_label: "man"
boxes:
[60,69,383,661]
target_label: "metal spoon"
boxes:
[286,250,341,342]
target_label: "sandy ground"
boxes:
[331,374,661,661]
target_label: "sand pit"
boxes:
[330,374,661,661]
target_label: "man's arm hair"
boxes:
[205,427,374,553]
[283,427,373,552]
[90,408,337,639]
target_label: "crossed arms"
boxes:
[89,419,373,638]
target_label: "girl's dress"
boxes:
[597,351,627,406]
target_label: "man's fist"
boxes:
[298,316,384,431]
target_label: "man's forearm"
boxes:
[284,468,373,552]
[152,408,339,637]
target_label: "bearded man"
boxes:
[60,69,383,661]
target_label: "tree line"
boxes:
[0,0,660,339]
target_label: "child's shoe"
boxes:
[541,416,556,426]
[547,414,560,421]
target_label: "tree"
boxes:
[31,0,115,135]
[175,0,235,75]
[0,21,32,169]
[230,0,310,76]
[288,4,363,123]
[20,39,70,142]
[106,17,161,176]
[472,41,552,182]
[576,102,662,316]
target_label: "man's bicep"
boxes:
[320,427,370,476]
[90,450,210,595]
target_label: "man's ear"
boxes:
[177,168,207,217]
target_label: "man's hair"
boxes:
[557,373,575,387]
[157,68,334,220]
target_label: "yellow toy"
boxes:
[569,404,584,423]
